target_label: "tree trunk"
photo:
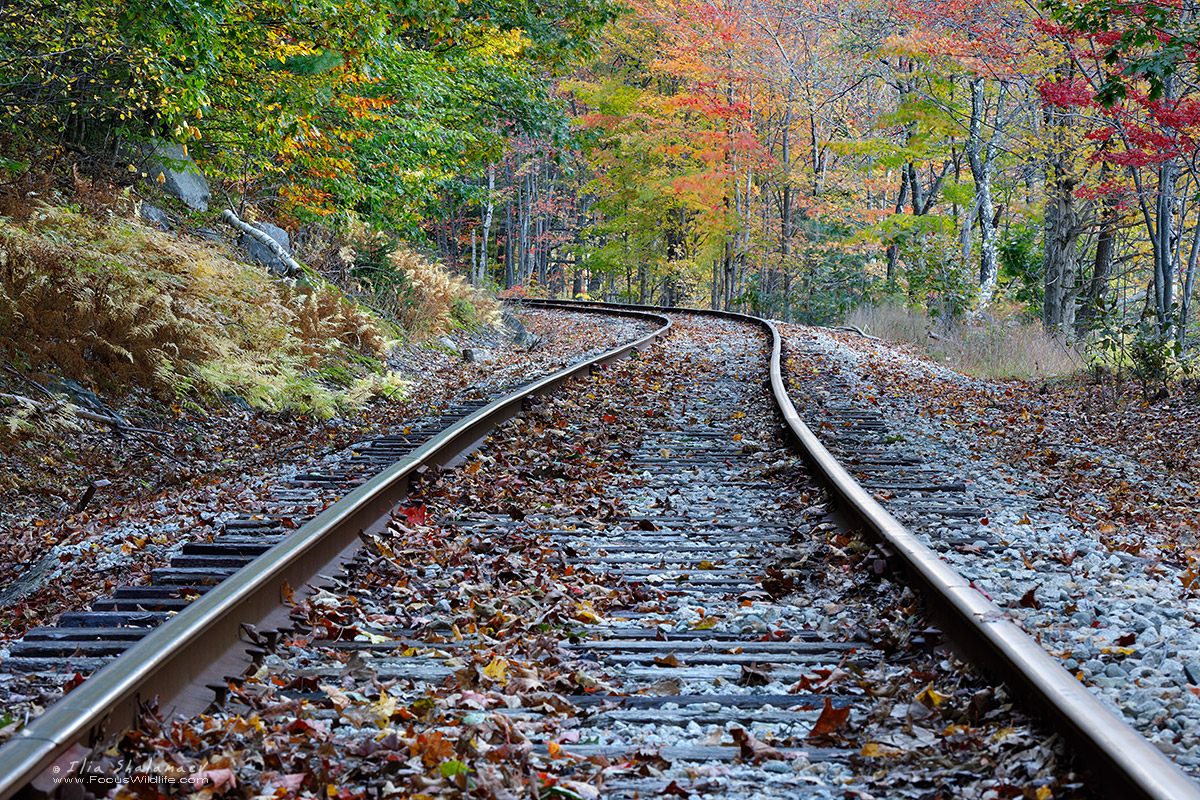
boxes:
[966,77,1004,312]
[887,171,909,285]
[1076,181,1116,336]
[480,162,494,284]
[1043,174,1081,335]
[504,196,514,289]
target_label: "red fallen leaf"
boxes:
[730,726,788,761]
[659,780,693,796]
[637,519,659,531]
[61,672,86,694]
[602,414,616,424]
[1018,586,1041,610]
[653,653,681,667]
[970,581,994,601]
[806,697,850,738]
[1116,632,1137,646]
[398,504,427,526]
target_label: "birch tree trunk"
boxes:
[480,162,494,285]
[966,77,1004,313]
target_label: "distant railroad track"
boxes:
[0,302,1194,799]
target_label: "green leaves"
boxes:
[1042,0,1195,104]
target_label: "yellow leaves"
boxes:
[369,691,397,726]
[482,657,509,685]
[1100,646,1137,656]
[574,601,604,623]
[916,683,950,709]
[860,742,904,758]
[990,726,1018,743]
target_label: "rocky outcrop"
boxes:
[503,308,540,349]
[121,140,211,211]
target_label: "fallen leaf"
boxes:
[860,742,904,758]
[482,657,509,685]
[806,698,850,738]
[736,663,773,686]
[730,726,788,762]
[915,683,950,709]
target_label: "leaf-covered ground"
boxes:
[796,328,1200,567]
[783,323,1200,775]
[0,309,649,646]
[59,317,1085,800]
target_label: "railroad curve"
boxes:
[0,302,1192,800]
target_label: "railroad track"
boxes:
[0,303,1194,799]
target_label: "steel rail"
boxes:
[526,298,1200,800]
[0,305,671,800]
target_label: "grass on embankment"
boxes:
[843,304,1082,381]
[0,202,500,427]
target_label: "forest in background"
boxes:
[4,0,1200,383]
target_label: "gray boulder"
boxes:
[240,222,293,276]
[463,347,490,363]
[139,202,170,231]
[502,308,541,349]
[122,140,210,211]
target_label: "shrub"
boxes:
[387,246,501,338]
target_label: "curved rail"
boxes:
[0,305,672,800]
[526,298,1200,800]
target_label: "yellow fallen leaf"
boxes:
[482,657,509,686]
[1036,786,1052,800]
[916,683,950,708]
[860,742,904,758]
[370,691,397,727]
[697,560,718,570]
[575,602,603,624]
